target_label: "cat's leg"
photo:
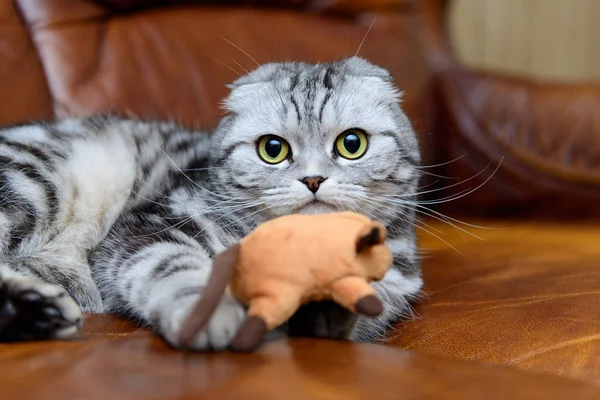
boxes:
[0,120,143,342]
[350,237,423,342]
[0,265,82,342]
[0,131,90,341]
[91,210,247,351]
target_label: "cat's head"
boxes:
[209,57,420,225]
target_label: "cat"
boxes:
[0,56,422,349]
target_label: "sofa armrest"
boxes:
[420,0,600,220]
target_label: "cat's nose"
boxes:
[300,176,327,194]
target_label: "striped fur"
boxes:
[0,57,422,348]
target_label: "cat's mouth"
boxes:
[297,200,337,215]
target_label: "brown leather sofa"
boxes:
[1,0,600,398]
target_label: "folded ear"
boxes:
[355,222,386,253]
[176,243,241,348]
[341,56,393,82]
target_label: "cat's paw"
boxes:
[287,300,358,340]
[162,293,246,351]
[0,277,82,342]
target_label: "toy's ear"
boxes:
[356,222,386,253]
[176,243,241,348]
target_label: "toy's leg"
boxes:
[230,293,300,352]
[329,277,383,317]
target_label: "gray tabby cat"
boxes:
[0,57,421,349]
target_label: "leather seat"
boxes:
[1,0,599,395]
[393,219,600,386]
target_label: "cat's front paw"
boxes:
[162,293,246,351]
[0,277,82,342]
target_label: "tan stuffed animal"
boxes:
[177,211,393,351]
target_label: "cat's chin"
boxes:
[296,201,337,215]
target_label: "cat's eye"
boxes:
[335,129,368,160]
[257,135,290,164]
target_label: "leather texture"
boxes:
[2,0,600,396]
[95,0,413,15]
[1,313,599,399]
[4,0,430,143]
[391,219,600,387]
[0,1,54,125]
[419,0,600,219]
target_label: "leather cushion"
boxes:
[391,218,600,386]
[1,314,600,399]
[94,0,413,15]
[11,0,430,143]
[0,0,53,126]
[419,0,600,219]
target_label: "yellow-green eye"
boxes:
[335,129,368,160]
[257,135,290,164]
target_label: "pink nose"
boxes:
[300,176,327,193]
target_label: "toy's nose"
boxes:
[300,176,327,194]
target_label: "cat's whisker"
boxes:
[388,158,497,199]
[190,199,270,238]
[132,177,190,206]
[372,195,484,242]
[204,198,274,215]
[354,199,462,254]
[123,198,263,240]
[186,195,257,206]
[260,193,316,210]
[219,36,260,67]
[230,57,250,75]
[418,170,460,180]
[415,157,503,205]
[135,138,238,202]
[416,150,472,169]
[414,187,472,204]
[410,221,462,254]
[398,295,419,321]
[414,206,477,251]
[411,216,446,235]
[157,148,234,201]
[382,178,440,193]
[353,194,393,213]
[179,166,222,172]
[124,213,200,239]
[412,204,497,231]
[209,56,242,77]
[404,203,484,243]
[195,199,285,241]
[130,191,172,208]
[369,188,490,252]
[355,16,377,57]
[133,176,254,211]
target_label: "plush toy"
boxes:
[177,211,393,351]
